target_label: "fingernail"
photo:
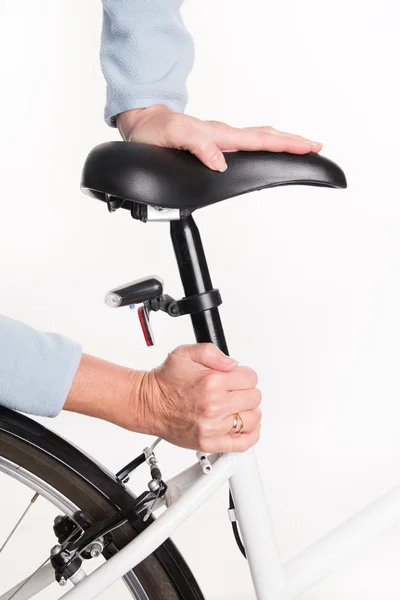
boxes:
[221,353,238,365]
[212,152,228,172]
[311,142,323,150]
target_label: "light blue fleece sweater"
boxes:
[0,0,194,417]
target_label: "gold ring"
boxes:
[230,412,244,434]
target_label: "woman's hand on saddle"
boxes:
[138,343,262,452]
[64,344,261,453]
[117,104,323,173]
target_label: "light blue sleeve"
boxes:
[0,3,192,418]
[0,314,82,417]
[100,0,195,126]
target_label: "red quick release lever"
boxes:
[137,305,155,347]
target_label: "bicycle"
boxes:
[0,141,353,600]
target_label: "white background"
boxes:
[1,0,400,598]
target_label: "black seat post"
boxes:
[170,215,229,355]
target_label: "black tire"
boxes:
[0,406,205,600]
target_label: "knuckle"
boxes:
[164,350,176,368]
[194,420,209,442]
[254,388,262,406]
[240,367,258,388]
[201,342,217,360]
[207,119,222,127]
[194,423,218,449]
[202,399,220,419]
[202,373,220,395]
[193,137,217,156]
[197,419,214,437]
[192,424,203,447]
[248,368,259,387]
[171,344,184,356]
[171,343,192,359]
[261,125,275,133]
[249,408,261,430]
[206,119,229,129]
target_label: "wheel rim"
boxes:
[0,456,149,600]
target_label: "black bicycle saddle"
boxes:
[81,141,347,214]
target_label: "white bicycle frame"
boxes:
[5,319,398,594]
[5,195,394,598]
[11,445,399,600]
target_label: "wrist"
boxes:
[127,369,162,437]
[64,353,147,432]
[116,104,171,141]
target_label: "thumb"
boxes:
[177,126,228,172]
[173,343,238,372]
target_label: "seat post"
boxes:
[170,215,229,354]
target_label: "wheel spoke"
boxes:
[0,493,39,555]
[1,492,58,600]
[0,456,156,599]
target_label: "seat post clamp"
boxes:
[156,289,222,318]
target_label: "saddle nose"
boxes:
[81,141,347,214]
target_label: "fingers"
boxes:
[194,380,262,452]
[193,366,259,417]
[199,426,261,453]
[171,343,238,372]
[215,407,262,437]
[204,121,323,154]
[224,365,258,391]
[233,128,319,153]
[257,126,324,153]
[195,389,261,437]
[125,107,324,174]
[152,341,262,452]
[259,127,323,152]
[169,120,228,172]
[249,125,319,142]
[224,386,262,413]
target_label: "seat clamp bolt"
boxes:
[59,576,67,587]
[169,304,180,316]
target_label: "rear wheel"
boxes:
[0,407,204,599]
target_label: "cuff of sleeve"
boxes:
[54,340,83,417]
[0,313,83,419]
[26,335,83,419]
[105,97,185,128]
